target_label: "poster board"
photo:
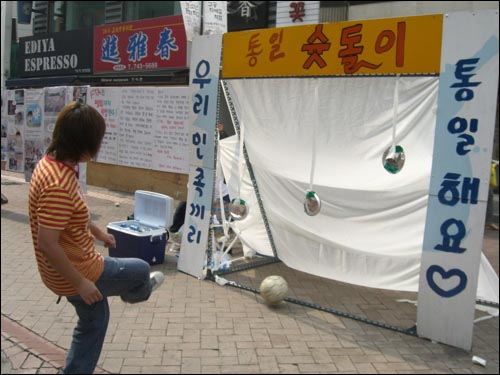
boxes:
[88,87,121,165]
[6,90,25,173]
[24,88,44,181]
[152,87,190,173]
[88,86,190,174]
[5,85,191,189]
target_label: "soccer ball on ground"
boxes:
[260,275,288,305]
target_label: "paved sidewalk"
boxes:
[1,170,498,374]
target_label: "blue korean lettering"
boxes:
[456,134,475,155]
[447,117,478,155]
[462,177,480,204]
[189,203,206,219]
[187,225,202,244]
[438,173,460,206]
[434,218,466,253]
[450,58,481,102]
[447,117,478,134]
[154,27,179,60]
[127,31,148,62]
[192,60,211,89]
[438,173,480,205]
[192,132,207,160]
[193,167,205,197]
[101,35,120,63]
[193,94,209,116]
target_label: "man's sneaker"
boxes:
[150,271,165,292]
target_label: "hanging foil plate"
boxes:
[229,198,248,221]
[382,145,405,174]
[304,191,321,216]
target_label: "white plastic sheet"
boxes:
[219,77,498,303]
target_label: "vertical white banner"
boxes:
[178,34,223,278]
[417,10,499,350]
[180,1,202,41]
[203,1,227,35]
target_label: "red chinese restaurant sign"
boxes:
[222,14,443,78]
[93,15,187,73]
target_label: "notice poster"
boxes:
[24,89,45,181]
[43,86,68,150]
[203,1,227,35]
[88,87,120,165]
[73,86,89,104]
[119,87,155,169]
[7,85,191,176]
[1,89,6,116]
[1,116,6,161]
[6,90,25,172]
[152,87,190,173]
[1,90,8,161]
[180,1,202,41]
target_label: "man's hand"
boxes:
[75,278,103,305]
[89,222,116,248]
[101,233,116,248]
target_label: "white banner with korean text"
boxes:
[203,1,227,35]
[178,34,223,278]
[180,1,202,41]
[180,1,227,41]
[417,10,499,351]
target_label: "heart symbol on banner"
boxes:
[426,265,467,298]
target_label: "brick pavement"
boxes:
[1,170,498,374]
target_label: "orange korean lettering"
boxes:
[246,33,263,67]
[339,24,380,74]
[269,29,285,62]
[301,25,331,69]
[375,22,406,67]
[289,2,305,23]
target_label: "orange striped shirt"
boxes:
[29,156,104,296]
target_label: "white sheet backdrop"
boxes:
[219,77,499,303]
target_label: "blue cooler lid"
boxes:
[134,190,173,228]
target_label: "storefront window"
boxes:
[125,1,181,21]
[10,43,20,79]
[65,1,105,30]
[52,1,66,32]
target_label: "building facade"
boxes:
[1,1,498,195]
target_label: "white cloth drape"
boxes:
[219,77,499,303]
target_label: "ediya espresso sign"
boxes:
[19,29,93,77]
[93,15,187,73]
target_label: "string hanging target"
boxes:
[304,83,321,216]
[383,74,406,174]
[229,120,249,221]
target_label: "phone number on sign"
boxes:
[128,62,158,70]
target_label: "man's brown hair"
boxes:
[46,101,106,164]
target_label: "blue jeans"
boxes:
[62,256,152,374]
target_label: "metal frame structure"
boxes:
[203,78,499,337]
